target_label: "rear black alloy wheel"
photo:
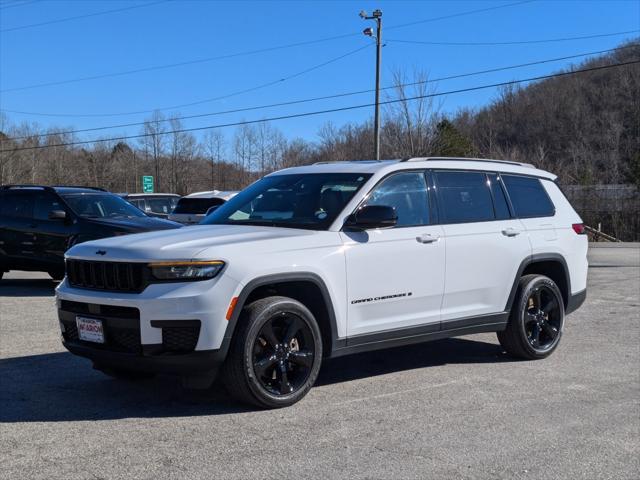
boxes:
[498,274,565,360]
[223,296,323,408]
[524,285,561,351]
[252,313,315,396]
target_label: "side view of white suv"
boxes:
[56,157,588,408]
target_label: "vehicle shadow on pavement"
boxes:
[318,337,512,386]
[0,337,514,422]
[0,279,58,297]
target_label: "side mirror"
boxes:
[344,205,397,230]
[48,210,67,220]
[205,206,219,216]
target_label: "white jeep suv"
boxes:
[56,158,588,408]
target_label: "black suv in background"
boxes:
[0,185,181,280]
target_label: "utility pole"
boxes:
[360,9,382,160]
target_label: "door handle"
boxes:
[416,233,440,244]
[501,228,521,237]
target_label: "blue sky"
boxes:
[0,0,638,144]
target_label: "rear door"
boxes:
[0,190,37,267]
[501,175,558,255]
[433,170,531,322]
[342,170,445,338]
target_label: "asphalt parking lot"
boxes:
[1,244,638,480]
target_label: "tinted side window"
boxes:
[435,171,494,223]
[488,174,511,220]
[363,172,430,227]
[0,192,35,218]
[33,193,64,220]
[502,175,555,218]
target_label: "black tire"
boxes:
[48,270,65,281]
[498,274,565,360]
[94,364,155,381]
[222,296,323,408]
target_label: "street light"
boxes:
[360,9,382,161]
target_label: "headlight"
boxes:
[148,261,225,281]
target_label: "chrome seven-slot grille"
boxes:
[66,259,146,293]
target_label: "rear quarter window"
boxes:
[502,175,555,218]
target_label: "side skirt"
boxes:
[330,312,508,358]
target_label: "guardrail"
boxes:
[585,225,621,242]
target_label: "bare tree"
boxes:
[139,111,167,191]
[203,129,226,189]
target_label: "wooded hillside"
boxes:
[1,40,638,238]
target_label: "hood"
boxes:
[87,216,182,231]
[66,224,317,262]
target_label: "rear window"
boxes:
[502,175,555,218]
[434,171,495,223]
[147,197,178,214]
[173,197,225,214]
[0,191,35,218]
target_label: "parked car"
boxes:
[119,193,180,219]
[168,190,238,224]
[0,185,181,280]
[56,158,588,408]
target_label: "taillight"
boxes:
[572,223,586,235]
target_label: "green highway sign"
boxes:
[142,176,154,193]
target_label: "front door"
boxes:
[341,171,445,338]
[32,191,74,269]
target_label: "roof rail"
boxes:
[51,185,107,191]
[312,160,387,165]
[0,184,51,191]
[0,184,107,191]
[401,157,535,168]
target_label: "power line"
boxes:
[0,32,361,94]
[387,29,640,46]
[2,43,371,118]
[0,0,40,11]
[4,45,635,141]
[385,0,536,31]
[2,60,637,153]
[0,0,169,33]
[0,0,535,93]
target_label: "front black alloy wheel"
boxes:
[222,296,323,408]
[498,274,565,360]
[252,313,316,396]
[49,270,65,281]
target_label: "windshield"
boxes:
[173,197,225,214]
[62,193,146,219]
[202,173,371,230]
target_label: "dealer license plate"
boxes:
[76,316,105,344]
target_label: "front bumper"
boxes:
[62,339,225,377]
[55,273,244,383]
[55,273,241,351]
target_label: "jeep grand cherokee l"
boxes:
[55,158,588,408]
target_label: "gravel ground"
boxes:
[1,244,638,479]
